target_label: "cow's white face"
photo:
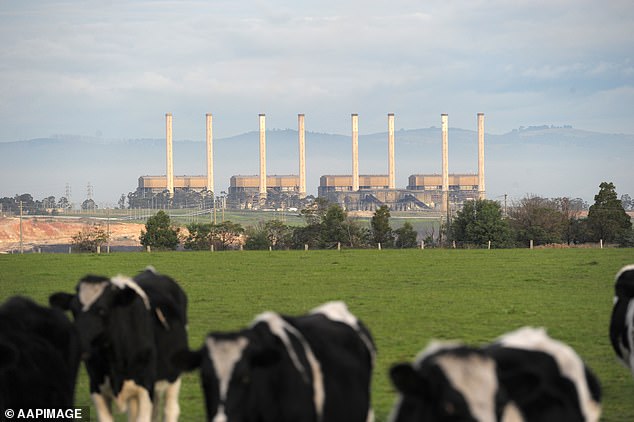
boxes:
[434,353,498,422]
[389,344,497,422]
[207,336,249,422]
[78,281,109,311]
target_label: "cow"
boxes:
[389,327,601,422]
[610,264,634,375]
[49,267,188,422]
[175,301,376,422]
[0,296,81,410]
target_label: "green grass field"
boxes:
[1,249,633,421]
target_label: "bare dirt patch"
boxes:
[0,217,145,252]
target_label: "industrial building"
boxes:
[136,175,208,197]
[228,175,301,209]
[317,113,486,212]
[134,111,486,212]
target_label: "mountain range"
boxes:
[1,126,632,206]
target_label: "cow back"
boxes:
[287,312,375,422]
[0,296,81,409]
[134,269,189,383]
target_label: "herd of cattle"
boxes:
[1,264,634,421]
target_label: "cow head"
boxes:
[49,275,148,359]
[175,324,283,422]
[389,343,500,422]
[611,265,634,370]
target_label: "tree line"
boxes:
[135,182,632,251]
[136,199,420,252]
[449,182,632,247]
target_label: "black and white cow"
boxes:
[389,327,601,422]
[176,301,376,422]
[49,267,188,422]
[610,264,634,375]
[0,296,81,410]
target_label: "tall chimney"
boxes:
[298,114,306,198]
[441,113,449,213]
[352,113,359,191]
[206,113,214,194]
[388,113,395,190]
[477,113,485,200]
[165,113,174,196]
[259,114,267,199]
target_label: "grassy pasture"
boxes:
[1,248,633,421]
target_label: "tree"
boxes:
[81,199,97,211]
[244,223,271,250]
[183,223,213,250]
[245,220,293,250]
[552,197,587,244]
[300,197,330,225]
[320,205,349,248]
[371,205,394,247]
[210,221,244,250]
[508,196,565,245]
[394,222,418,248]
[57,196,71,210]
[587,182,632,243]
[451,199,511,247]
[140,211,180,250]
[621,194,633,211]
[71,224,109,252]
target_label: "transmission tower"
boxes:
[87,182,94,201]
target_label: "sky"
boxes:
[0,0,633,143]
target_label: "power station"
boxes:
[135,112,486,212]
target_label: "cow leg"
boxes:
[153,380,168,421]
[127,397,139,422]
[136,387,153,422]
[366,408,375,422]
[163,377,182,422]
[92,393,114,422]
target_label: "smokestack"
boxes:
[477,113,485,200]
[352,114,359,191]
[388,113,395,190]
[165,113,174,196]
[206,113,214,194]
[298,114,306,198]
[259,114,267,199]
[441,113,449,213]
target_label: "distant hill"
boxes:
[0,126,632,206]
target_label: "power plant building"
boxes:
[134,112,486,212]
[317,113,485,211]
[137,175,208,196]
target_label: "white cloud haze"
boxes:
[1,0,633,141]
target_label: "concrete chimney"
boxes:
[388,113,395,190]
[206,113,214,194]
[352,114,359,191]
[298,114,306,198]
[441,113,449,213]
[259,114,267,199]
[165,113,174,196]
[477,113,485,200]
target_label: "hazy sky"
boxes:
[1,0,633,142]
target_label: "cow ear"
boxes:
[49,292,74,310]
[0,342,18,370]
[390,363,426,395]
[172,348,204,372]
[113,288,137,307]
[250,347,281,368]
